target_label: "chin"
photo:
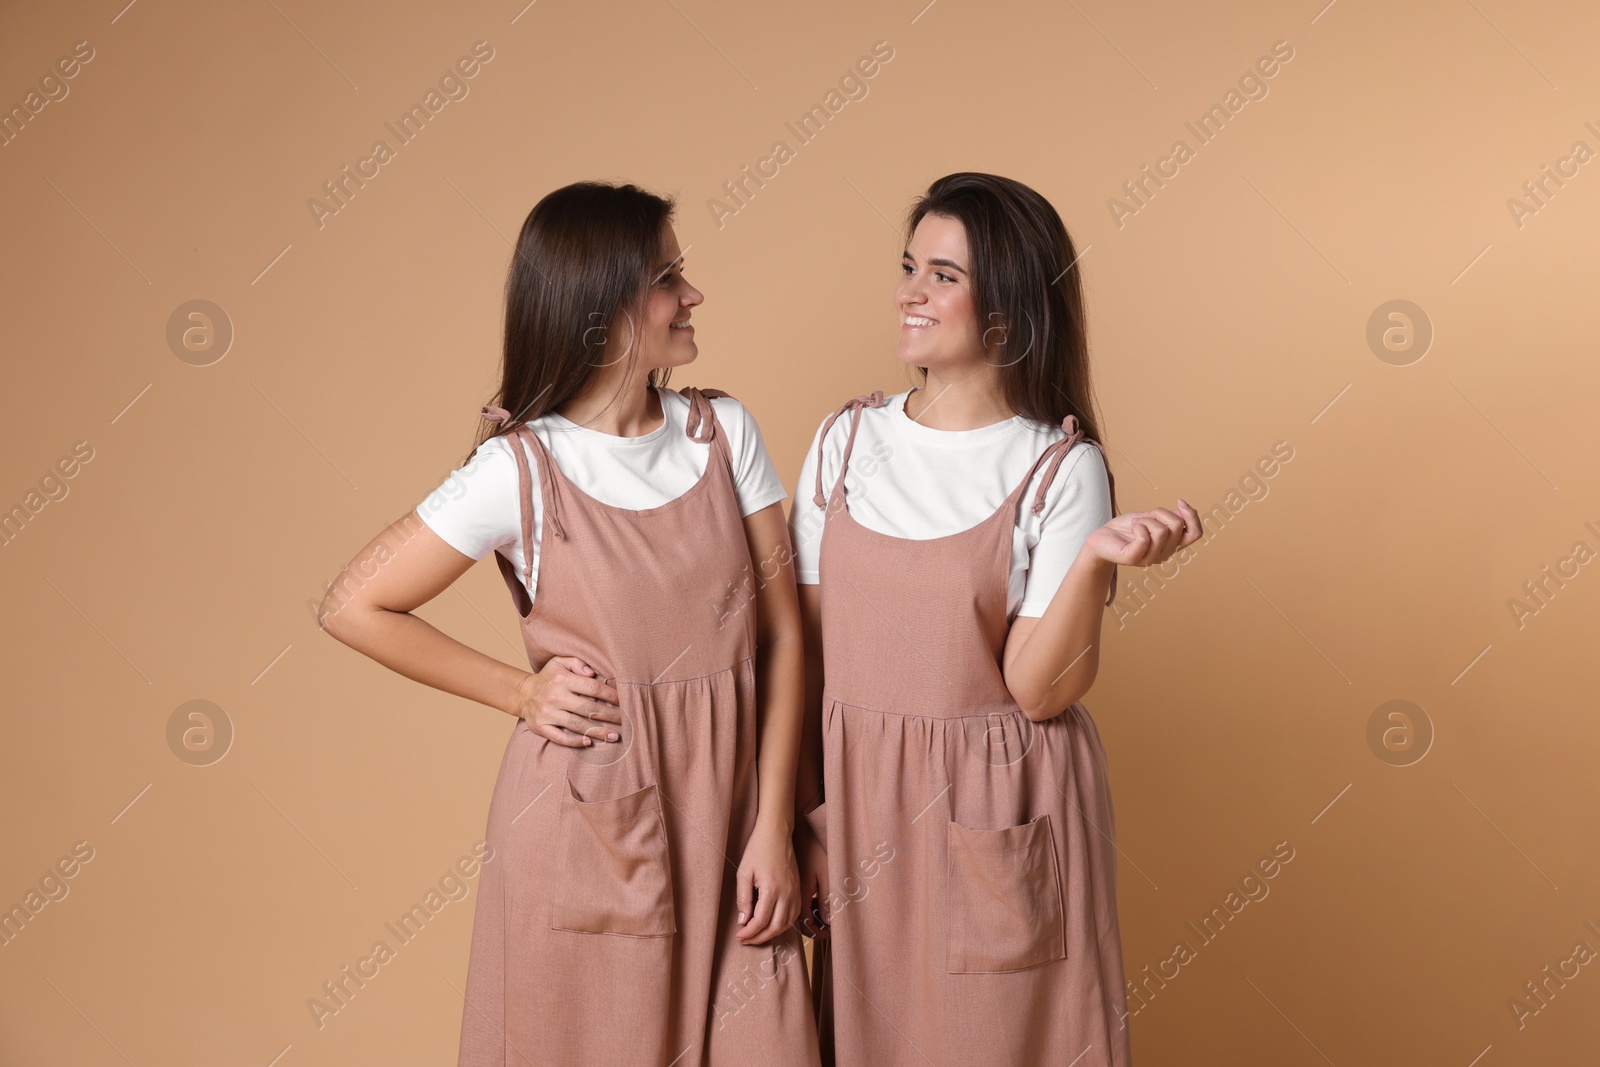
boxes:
[895,342,930,366]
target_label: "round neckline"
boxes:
[892,387,1026,447]
[822,390,1075,546]
[831,484,1015,546]
[542,438,720,518]
[543,386,673,446]
[520,387,723,520]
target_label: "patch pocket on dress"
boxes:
[550,778,677,938]
[945,814,1066,973]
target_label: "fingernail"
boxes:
[608,732,619,742]
[738,911,746,923]
[584,738,593,746]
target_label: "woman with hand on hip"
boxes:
[789,172,1201,1066]
[320,181,820,1066]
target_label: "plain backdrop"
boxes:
[2,0,1598,1063]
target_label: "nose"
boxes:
[682,283,704,308]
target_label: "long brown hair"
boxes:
[906,172,1119,602]
[469,180,677,458]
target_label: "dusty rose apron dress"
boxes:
[806,391,1133,1067]
[457,387,820,1067]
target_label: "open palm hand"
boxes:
[1084,499,1203,569]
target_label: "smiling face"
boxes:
[895,213,987,370]
[608,221,702,372]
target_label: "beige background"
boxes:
[3,0,1598,1063]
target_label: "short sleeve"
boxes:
[789,414,838,585]
[414,434,526,564]
[714,396,788,518]
[1015,443,1113,617]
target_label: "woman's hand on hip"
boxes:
[515,656,622,747]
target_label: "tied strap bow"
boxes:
[1029,414,1088,516]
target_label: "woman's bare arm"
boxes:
[1000,548,1115,721]
[1003,502,1201,721]
[794,582,825,815]
[732,501,810,944]
[317,514,529,717]
[317,513,619,743]
[742,502,806,838]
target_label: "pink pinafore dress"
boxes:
[457,386,821,1067]
[806,390,1132,1066]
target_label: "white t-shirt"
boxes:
[417,388,787,601]
[791,389,1113,619]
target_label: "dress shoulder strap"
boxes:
[681,386,733,445]
[479,404,567,597]
[1010,414,1088,517]
[1008,413,1118,608]
[681,386,739,486]
[811,390,887,507]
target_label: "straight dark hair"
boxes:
[470,180,677,458]
[906,171,1119,604]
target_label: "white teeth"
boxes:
[670,321,692,329]
[905,316,937,326]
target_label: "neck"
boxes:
[906,365,1013,430]
[558,364,663,437]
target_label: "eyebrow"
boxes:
[902,251,967,274]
